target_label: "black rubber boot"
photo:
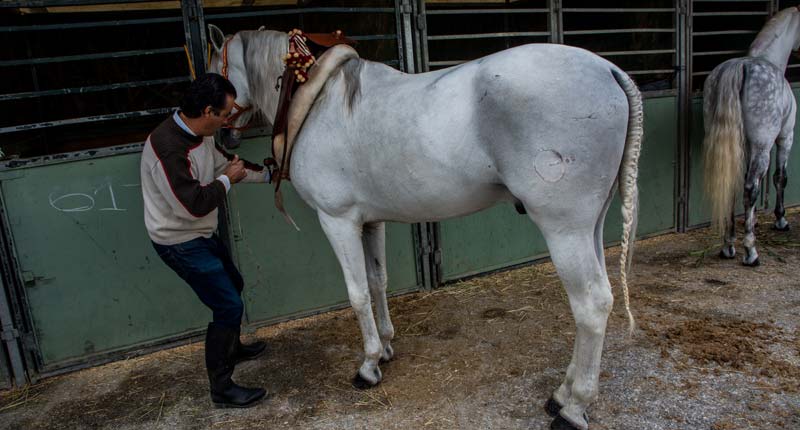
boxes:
[232,330,267,366]
[205,323,266,408]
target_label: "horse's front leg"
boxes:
[772,132,793,231]
[742,150,770,266]
[362,222,395,363]
[317,212,384,387]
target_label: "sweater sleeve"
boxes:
[152,150,227,219]
[213,142,270,183]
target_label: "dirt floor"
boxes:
[1,210,800,430]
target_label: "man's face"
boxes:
[200,94,235,136]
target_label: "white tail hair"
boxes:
[612,69,643,334]
[703,61,745,237]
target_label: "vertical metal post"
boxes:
[400,0,439,290]
[181,0,208,79]
[399,0,417,73]
[549,0,563,44]
[676,0,690,232]
[0,189,29,387]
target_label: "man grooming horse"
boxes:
[140,73,271,408]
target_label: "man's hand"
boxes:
[224,154,246,184]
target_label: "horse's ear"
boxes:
[208,24,226,54]
[258,25,266,31]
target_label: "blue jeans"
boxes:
[152,235,244,328]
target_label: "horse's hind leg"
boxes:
[539,225,613,430]
[742,148,771,266]
[317,212,384,387]
[772,131,794,231]
[546,184,615,419]
[720,207,736,259]
[362,222,395,362]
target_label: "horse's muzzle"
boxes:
[219,128,241,149]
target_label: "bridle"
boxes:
[219,35,254,131]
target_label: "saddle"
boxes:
[265,29,359,229]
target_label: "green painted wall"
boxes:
[0,137,420,369]
[0,155,210,368]
[227,138,420,324]
[440,96,677,280]
[778,88,800,207]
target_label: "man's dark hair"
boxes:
[179,73,237,118]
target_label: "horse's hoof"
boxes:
[550,415,582,430]
[544,397,562,417]
[352,372,377,389]
[718,248,735,259]
[772,223,790,232]
[742,257,760,267]
[379,344,394,364]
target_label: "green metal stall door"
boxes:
[688,98,710,226]
[778,88,800,207]
[0,155,210,369]
[441,96,677,281]
[0,344,10,389]
[228,138,420,324]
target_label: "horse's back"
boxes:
[292,43,631,222]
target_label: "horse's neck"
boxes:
[749,14,799,71]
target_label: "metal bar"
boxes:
[677,0,690,232]
[427,31,549,41]
[787,64,800,68]
[692,71,713,76]
[428,60,465,67]
[0,143,145,171]
[693,0,769,2]
[596,49,676,56]
[349,34,398,41]
[0,107,175,134]
[0,77,189,101]
[564,28,675,35]
[0,190,33,385]
[0,16,182,33]
[692,30,758,36]
[394,0,405,72]
[550,0,563,44]
[562,8,676,13]
[692,50,747,56]
[0,0,158,7]
[625,69,677,75]
[425,8,549,15]
[205,7,395,20]
[416,0,428,73]
[0,47,184,67]
[692,11,768,16]
[399,0,416,73]
[0,260,26,386]
[181,0,207,80]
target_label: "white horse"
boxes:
[704,7,800,266]
[208,25,642,430]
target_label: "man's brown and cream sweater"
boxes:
[140,115,266,245]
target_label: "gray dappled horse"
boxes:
[704,7,800,266]
[208,24,642,430]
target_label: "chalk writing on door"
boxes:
[49,182,140,213]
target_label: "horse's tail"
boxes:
[612,68,643,334]
[703,61,745,237]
